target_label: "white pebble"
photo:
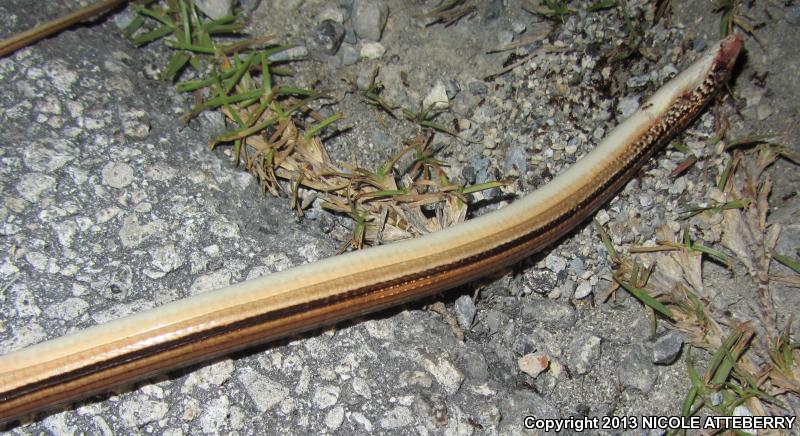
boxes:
[574,280,593,299]
[360,42,386,59]
[518,352,550,377]
[101,162,134,189]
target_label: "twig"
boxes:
[0,0,130,58]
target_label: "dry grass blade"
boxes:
[772,252,800,288]
[596,134,800,419]
[419,0,478,26]
[120,1,506,251]
[0,0,131,58]
[232,113,501,247]
[485,52,535,80]
[486,24,552,54]
[715,0,759,40]
[716,144,791,337]
[602,221,792,421]
[766,320,800,396]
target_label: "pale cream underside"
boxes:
[0,44,718,373]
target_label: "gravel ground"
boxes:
[1,0,798,435]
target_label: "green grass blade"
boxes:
[134,5,175,27]
[460,180,506,195]
[132,25,175,46]
[202,15,238,29]
[210,97,315,145]
[183,88,265,122]
[245,96,274,127]
[706,327,743,385]
[161,52,191,81]
[211,115,279,145]
[682,350,703,418]
[724,133,778,151]
[418,120,458,136]
[615,276,674,319]
[179,0,191,45]
[165,41,217,54]
[206,23,244,35]
[686,290,705,323]
[177,67,240,92]
[717,157,734,190]
[305,112,343,139]
[270,66,294,76]
[261,55,272,91]
[691,243,731,267]
[274,86,321,97]
[720,11,729,37]
[594,220,618,261]
[588,0,617,12]
[224,52,259,94]
[122,14,146,38]
[773,252,800,274]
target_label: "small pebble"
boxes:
[617,96,640,118]
[756,104,773,121]
[343,25,358,45]
[313,385,340,409]
[468,81,488,95]
[325,406,345,429]
[692,39,707,52]
[566,334,602,375]
[733,406,756,434]
[340,44,360,65]
[669,177,687,195]
[102,162,134,189]
[194,0,233,19]
[113,9,138,30]
[312,20,345,55]
[595,209,610,225]
[518,352,549,378]
[652,330,684,365]
[625,72,647,88]
[268,46,308,62]
[573,280,593,299]
[484,0,504,20]
[544,254,567,274]
[568,258,584,276]
[618,344,657,392]
[443,79,460,100]
[16,173,56,203]
[560,279,575,300]
[360,42,386,59]
[786,6,800,26]
[497,30,514,46]
[317,7,346,24]
[355,67,374,90]
[352,0,388,41]
[660,64,678,80]
[454,295,476,329]
[422,80,449,111]
[461,166,476,184]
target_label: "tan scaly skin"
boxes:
[0,34,744,425]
